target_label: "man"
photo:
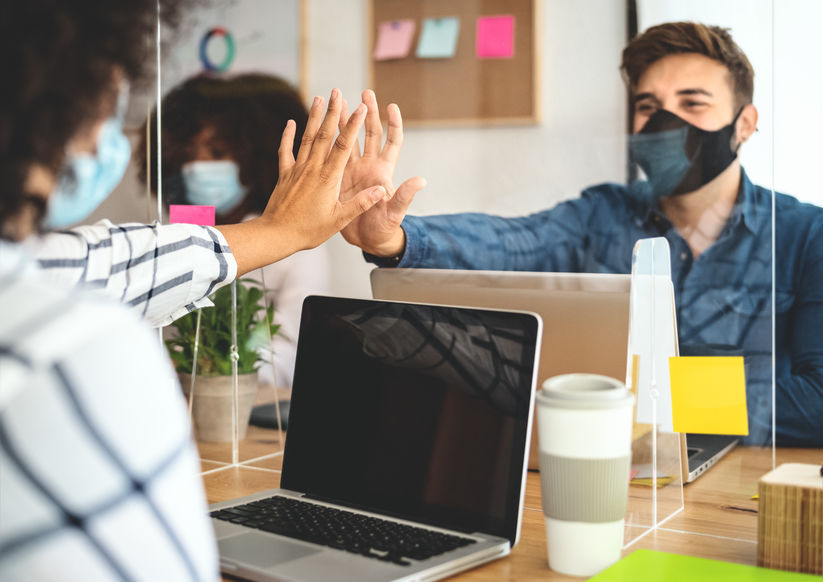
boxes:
[342,22,823,447]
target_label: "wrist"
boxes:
[368,228,406,260]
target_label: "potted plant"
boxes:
[165,279,279,442]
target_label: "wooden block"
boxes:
[758,463,823,575]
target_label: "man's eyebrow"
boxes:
[633,92,659,102]
[676,88,714,97]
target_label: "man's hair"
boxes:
[0,0,192,239]
[621,21,754,111]
[138,73,309,216]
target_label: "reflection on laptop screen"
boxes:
[282,297,540,543]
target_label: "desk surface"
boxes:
[200,430,820,581]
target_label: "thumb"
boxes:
[389,176,426,214]
[337,185,386,228]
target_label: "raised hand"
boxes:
[217,89,387,275]
[338,90,426,258]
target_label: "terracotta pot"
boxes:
[179,373,258,442]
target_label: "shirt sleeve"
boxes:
[382,196,599,272]
[24,220,238,328]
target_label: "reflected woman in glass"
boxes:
[139,74,332,387]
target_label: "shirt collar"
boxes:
[638,168,767,235]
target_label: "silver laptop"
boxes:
[371,268,737,482]
[210,295,543,581]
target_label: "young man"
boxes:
[342,22,823,447]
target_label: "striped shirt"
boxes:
[0,221,238,580]
[24,220,237,327]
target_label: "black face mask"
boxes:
[628,108,742,201]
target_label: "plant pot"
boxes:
[179,373,258,442]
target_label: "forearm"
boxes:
[375,212,561,271]
[28,220,237,327]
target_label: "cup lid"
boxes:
[537,373,634,409]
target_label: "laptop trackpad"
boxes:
[219,533,321,568]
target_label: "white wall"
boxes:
[309,0,628,298]
[639,0,823,204]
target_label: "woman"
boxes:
[0,0,401,578]
[140,74,331,387]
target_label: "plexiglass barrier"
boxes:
[134,0,823,568]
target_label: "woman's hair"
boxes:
[138,73,309,216]
[621,21,754,111]
[0,0,193,239]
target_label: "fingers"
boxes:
[278,119,296,176]
[389,176,427,215]
[381,103,403,164]
[325,103,367,177]
[339,97,361,162]
[337,185,387,229]
[295,96,324,166]
[306,89,343,166]
[362,90,383,157]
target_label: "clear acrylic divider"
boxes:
[185,274,286,476]
[623,237,684,548]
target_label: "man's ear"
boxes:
[735,103,758,146]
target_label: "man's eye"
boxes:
[684,101,708,109]
[635,103,656,113]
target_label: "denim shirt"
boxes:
[373,171,823,446]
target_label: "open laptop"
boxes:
[210,295,542,581]
[370,268,737,482]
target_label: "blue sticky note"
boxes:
[416,17,460,59]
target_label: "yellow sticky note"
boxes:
[669,356,748,435]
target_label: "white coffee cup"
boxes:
[536,373,634,577]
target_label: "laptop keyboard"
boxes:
[211,496,477,566]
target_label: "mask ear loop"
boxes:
[730,105,747,153]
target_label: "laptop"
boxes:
[370,268,737,482]
[210,295,543,581]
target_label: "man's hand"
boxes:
[217,89,387,275]
[338,90,426,258]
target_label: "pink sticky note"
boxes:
[169,204,215,226]
[374,19,416,60]
[476,15,515,59]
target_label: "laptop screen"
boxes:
[281,296,540,545]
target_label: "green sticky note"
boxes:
[590,550,821,581]
[669,356,749,435]
[416,17,460,59]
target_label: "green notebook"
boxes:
[589,550,820,581]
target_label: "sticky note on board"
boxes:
[169,204,215,226]
[476,15,515,59]
[669,356,748,435]
[416,17,460,58]
[374,19,416,60]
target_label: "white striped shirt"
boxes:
[0,222,238,580]
[24,220,237,327]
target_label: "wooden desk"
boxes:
[200,433,820,581]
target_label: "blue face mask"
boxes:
[181,160,246,215]
[45,116,132,228]
[627,108,741,203]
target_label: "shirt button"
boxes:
[680,252,688,260]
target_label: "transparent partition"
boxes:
[148,0,312,479]
[768,1,823,573]
[124,0,823,574]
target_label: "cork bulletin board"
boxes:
[368,0,540,126]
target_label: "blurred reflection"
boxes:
[139,74,332,387]
[348,22,823,447]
